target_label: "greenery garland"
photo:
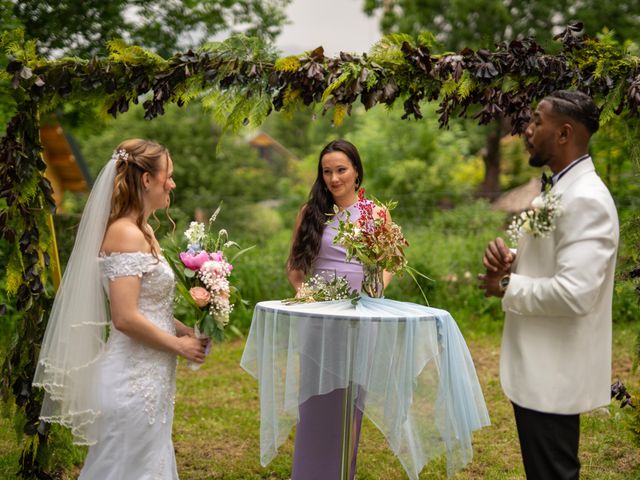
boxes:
[1,22,639,477]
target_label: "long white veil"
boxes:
[33,156,116,445]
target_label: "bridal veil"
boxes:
[33,155,117,445]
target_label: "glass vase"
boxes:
[362,264,384,298]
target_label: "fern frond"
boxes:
[417,31,439,49]
[107,39,167,66]
[5,250,23,297]
[322,63,361,103]
[456,71,476,99]
[440,74,457,98]
[377,33,414,48]
[247,91,273,128]
[275,56,301,72]
[1,29,40,64]
[364,67,379,90]
[202,86,245,128]
[332,103,348,126]
[205,34,277,64]
[224,95,254,133]
[283,85,300,107]
[368,35,410,66]
[600,80,625,126]
[173,75,207,106]
[17,171,40,203]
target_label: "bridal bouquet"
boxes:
[332,188,428,300]
[165,205,252,368]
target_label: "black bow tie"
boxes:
[540,172,552,192]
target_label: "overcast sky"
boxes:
[275,0,382,56]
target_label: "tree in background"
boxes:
[362,0,640,199]
[74,102,291,242]
[8,0,291,59]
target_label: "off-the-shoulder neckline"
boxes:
[99,251,164,258]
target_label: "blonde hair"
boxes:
[109,139,169,257]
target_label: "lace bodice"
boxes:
[99,252,177,425]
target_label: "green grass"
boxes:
[3,326,637,479]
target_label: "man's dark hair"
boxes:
[545,90,600,135]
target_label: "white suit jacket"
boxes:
[500,158,619,414]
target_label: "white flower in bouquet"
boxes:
[184,221,205,247]
[283,274,359,304]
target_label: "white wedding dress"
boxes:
[79,252,179,480]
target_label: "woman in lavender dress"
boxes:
[287,139,391,479]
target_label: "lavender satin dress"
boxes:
[291,203,365,480]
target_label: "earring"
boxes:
[144,186,150,192]
[354,176,360,191]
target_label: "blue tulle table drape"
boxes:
[240,296,490,479]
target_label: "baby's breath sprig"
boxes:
[507,190,563,246]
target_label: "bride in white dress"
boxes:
[33,139,207,479]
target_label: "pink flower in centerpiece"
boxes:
[210,251,224,262]
[179,251,210,271]
[189,286,210,307]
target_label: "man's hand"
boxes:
[483,237,515,273]
[478,270,508,298]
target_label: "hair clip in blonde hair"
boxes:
[111,148,129,165]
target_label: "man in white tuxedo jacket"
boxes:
[479,90,619,480]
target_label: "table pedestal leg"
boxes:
[340,382,356,479]
[340,323,357,480]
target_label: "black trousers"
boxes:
[512,402,580,480]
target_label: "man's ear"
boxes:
[557,123,573,144]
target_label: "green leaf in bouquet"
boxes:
[199,314,217,337]
[229,244,256,263]
[211,326,225,343]
[199,314,226,343]
[406,266,433,306]
[183,268,196,278]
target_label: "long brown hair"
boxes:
[288,139,364,273]
[109,139,169,257]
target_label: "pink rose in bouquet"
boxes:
[189,287,210,307]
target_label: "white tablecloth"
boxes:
[240,296,490,478]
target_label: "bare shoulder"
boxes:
[101,219,150,254]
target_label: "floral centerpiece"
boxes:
[283,273,359,304]
[507,187,563,246]
[332,188,428,300]
[164,205,252,369]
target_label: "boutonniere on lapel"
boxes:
[507,187,563,246]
